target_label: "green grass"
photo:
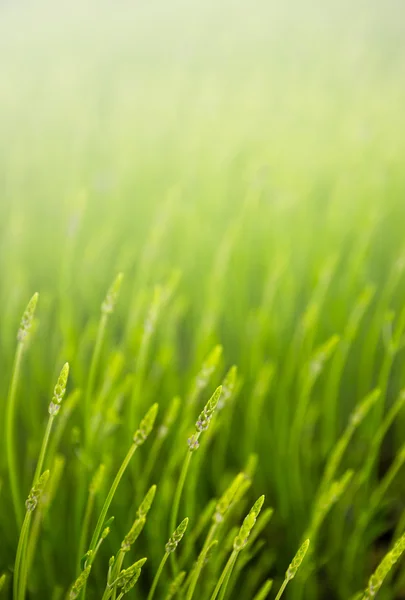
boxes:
[1,0,405,598]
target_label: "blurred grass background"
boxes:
[1,0,405,598]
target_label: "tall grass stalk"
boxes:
[76,463,106,575]
[165,571,186,600]
[80,404,157,600]
[361,532,405,599]
[252,579,273,600]
[318,388,381,499]
[14,471,50,600]
[140,396,181,495]
[5,293,38,527]
[75,274,123,555]
[129,285,162,432]
[209,496,264,600]
[84,273,123,444]
[14,363,69,600]
[26,455,65,578]
[274,539,310,600]
[88,403,158,554]
[345,443,405,584]
[114,558,147,599]
[185,366,237,526]
[226,507,274,599]
[147,518,189,600]
[322,284,375,454]
[185,472,247,600]
[104,485,156,600]
[170,387,222,574]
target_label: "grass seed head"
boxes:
[89,464,106,495]
[17,292,39,342]
[187,433,200,452]
[0,574,6,592]
[363,532,405,599]
[165,570,186,600]
[101,272,124,315]
[215,472,246,522]
[320,470,353,512]
[309,469,354,539]
[196,385,222,432]
[218,365,237,409]
[144,285,162,335]
[308,334,340,384]
[286,539,310,581]
[121,572,142,594]
[158,396,181,439]
[121,517,146,551]
[80,550,92,571]
[137,484,157,518]
[69,565,91,599]
[233,495,265,551]
[26,470,50,512]
[49,362,69,415]
[195,345,223,392]
[116,558,147,588]
[133,403,159,446]
[204,539,219,564]
[350,388,381,427]
[166,517,189,553]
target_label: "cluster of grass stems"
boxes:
[2,5,405,596]
[2,261,405,600]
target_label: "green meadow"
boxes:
[1,1,405,598]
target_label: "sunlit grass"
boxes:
[1,1,405,599]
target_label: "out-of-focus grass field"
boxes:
[1,1,405,599]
